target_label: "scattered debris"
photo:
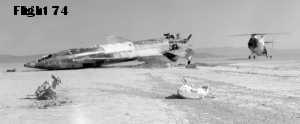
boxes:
[24,74,71,109]
[6,68,16,72]
[177,78,210,99]
[34,74,61,100]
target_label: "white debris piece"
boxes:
[177,78,209,99]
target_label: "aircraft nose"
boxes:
[24,61,37,68]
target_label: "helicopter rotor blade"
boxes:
[229,32,290,37]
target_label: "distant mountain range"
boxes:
[0,47,299,63]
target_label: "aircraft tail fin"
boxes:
[178,34,192,44]
[182,34,192,43]
[186,34,192,41]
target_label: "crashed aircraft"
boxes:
[24,33,192,70]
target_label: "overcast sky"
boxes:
[0,0,299,55]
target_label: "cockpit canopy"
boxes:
[248,37,258,49]
[57,47,102,56]
[37,47,103,62]
[38,54,53,62]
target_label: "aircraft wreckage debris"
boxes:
[25,75,71,109]
[24,33,193,70]
[34,75,61,100]
[6,68,16,72]
[177,78,210,99]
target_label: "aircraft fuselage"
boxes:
[248,35,268,57]
[24,34,191,69]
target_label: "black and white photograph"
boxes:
[0,0,300,123]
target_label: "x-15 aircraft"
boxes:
[24,33,192,69]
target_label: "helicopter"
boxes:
[232,33,280,60]
[24,33,193,70]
